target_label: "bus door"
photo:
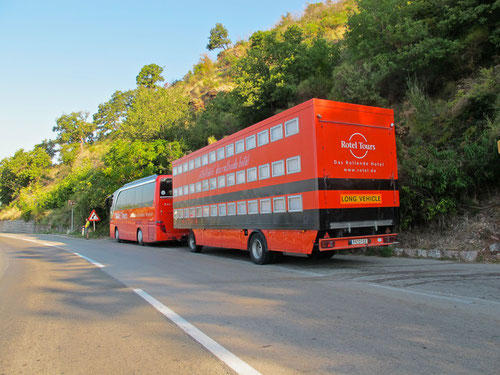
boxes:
[158,177,174,234]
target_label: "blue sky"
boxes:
[0,0,312,160]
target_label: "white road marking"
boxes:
[133,288,262,375]
[73,252,105,268]
[367,283,500,306]
[273,265,326,277]
[0,234,106,268]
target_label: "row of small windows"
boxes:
[173,118,299,176]
[173,156,301,197]
[173,195,303,219]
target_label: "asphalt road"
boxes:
[0,233,499,375]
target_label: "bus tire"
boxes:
[249,232,273,265]
[115,228,121,243]
[188,231,203,253]
[137,229,145,246]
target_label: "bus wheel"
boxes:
[249,232,273,265]
[188,231,203,253]
[115,228,121,243]
[137,229,145,246]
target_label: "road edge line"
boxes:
[0,234,106,268]
[133,288,262,375]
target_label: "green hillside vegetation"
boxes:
[1,0,498,233]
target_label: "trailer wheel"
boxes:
[249,232,273,265]
[137,229,145,246]
[115,228,121,243]
[188,231,203,253]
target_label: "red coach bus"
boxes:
[172,99,399,264]
[109,175,188,245]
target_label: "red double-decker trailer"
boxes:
[172,99,399,264]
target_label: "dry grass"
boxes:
[0,206,22,221]
[399,191,500,257]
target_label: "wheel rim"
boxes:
[115,229,119,240]
[252,239,263,259]
[189,235,195,249]
[138,230,143,244]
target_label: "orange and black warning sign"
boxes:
[340,194,382,205]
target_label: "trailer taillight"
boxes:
[156,220,167,233]
[320,240,335,248]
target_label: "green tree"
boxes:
[53,111,96,153]
[0,147,51,205]
[345,0,499,96]
[102,139,184,185]
[136,64,165,89]
[234,25,340,123]
[189,91,241,149]
[121,85,190,141]
[93,90,135,138]
[207,23,231,51]
[35,139,57,159]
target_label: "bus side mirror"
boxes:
[105,195,113,208]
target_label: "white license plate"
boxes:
[350,238,369,245]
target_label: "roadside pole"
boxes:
[68,200,76,232]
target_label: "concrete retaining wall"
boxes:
[395,247,478,262]
[0,220,35,233]
[0,220,60,234]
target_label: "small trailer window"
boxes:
[248,200,258,214]
[218,203,227,216]
[218,175,225,188]
[273,197,286,213]
[288,195,303,212]
[247,167,257,182]
[235,140,245,154]
[237,201,247,215]
[217,147,225,160]
[209,151,216,163]
[227,173,235,186]
[259,164,270,180]
[260,199,271,214]
[246,135,256,150]
[258,130,269,146]
[236,170,246,184]
[270,124,283,142]
[285,118,299,137]
[272,160,285,177]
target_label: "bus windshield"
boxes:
[159,178,172,198]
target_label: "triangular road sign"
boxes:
[88,209,101,222]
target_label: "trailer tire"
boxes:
[188,231,203,253]
[137,229,145,246]
[249,232,273,265]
